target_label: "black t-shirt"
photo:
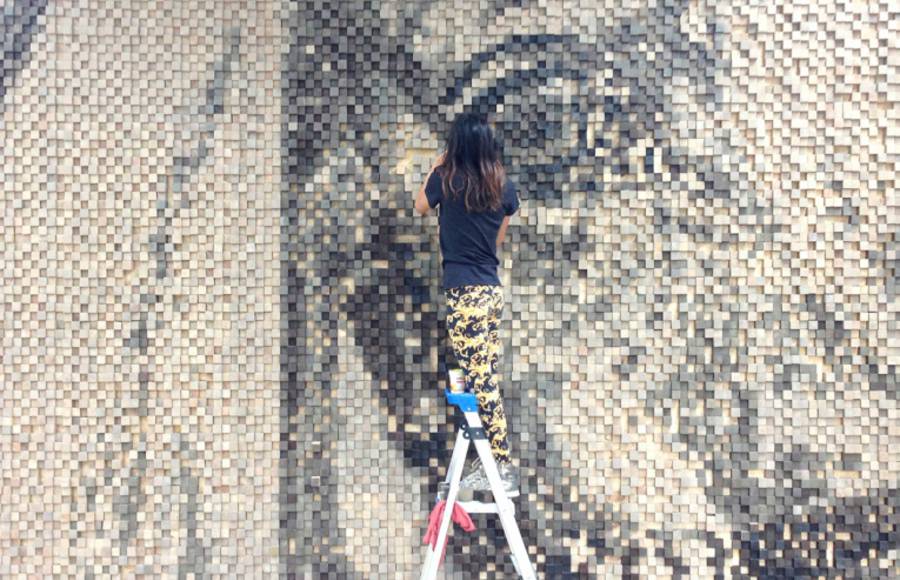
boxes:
[425,167,520,291]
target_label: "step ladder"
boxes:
[419,386,537,580]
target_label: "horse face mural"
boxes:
[280,0,898,576]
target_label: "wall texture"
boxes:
[1,1,282,576]
[1,0,898,577]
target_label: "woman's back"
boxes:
[425,167,520,291]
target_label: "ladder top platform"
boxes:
[444,387,479,412]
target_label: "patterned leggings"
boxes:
[445,284,511,466]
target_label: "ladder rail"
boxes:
[419,429,470,580]
[465,411,537,580]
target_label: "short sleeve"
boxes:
[425,171,443,208]
[503,180,520,216]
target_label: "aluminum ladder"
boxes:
[419,385,537,580]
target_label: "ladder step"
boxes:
[438,487,520,504]
[454,499,512,514]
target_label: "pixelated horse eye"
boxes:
[442,35,605,203]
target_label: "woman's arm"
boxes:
[414,151,447,216]
[496,215,510,250]
[414,177,433,216]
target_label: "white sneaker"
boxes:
[460,461,519,498]
[437,456,483,501]
[462,455,483,478]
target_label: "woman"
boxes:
[414,112,521,497]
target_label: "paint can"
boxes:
[448,367,466,393]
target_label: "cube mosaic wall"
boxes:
[1,0,897,577]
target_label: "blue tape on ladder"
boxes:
[444,387,479,412]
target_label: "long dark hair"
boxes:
[437,112,506,213]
